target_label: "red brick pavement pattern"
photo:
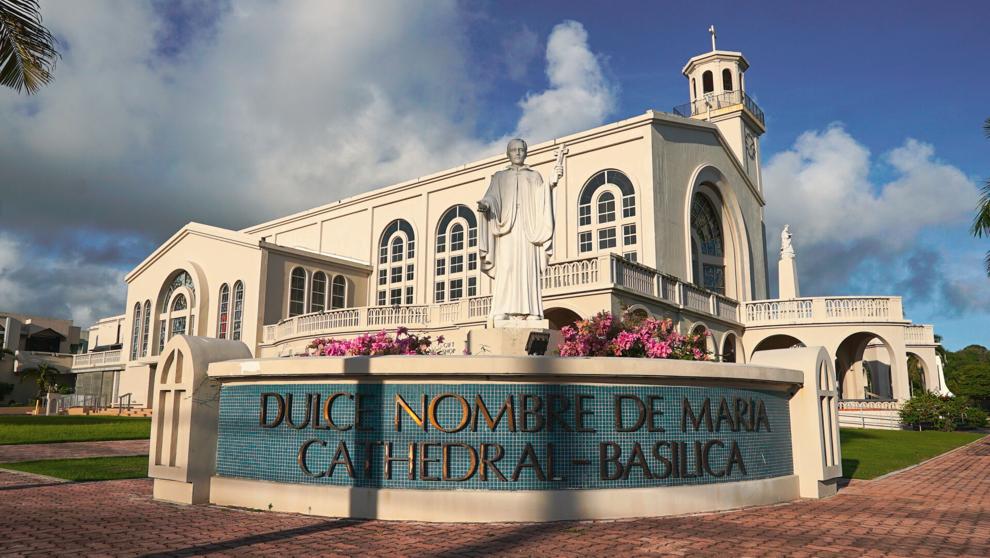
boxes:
[0,439,150,463]
[0,437,988,557]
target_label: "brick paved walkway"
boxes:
[0,436,987,557]
[0,439,149,463]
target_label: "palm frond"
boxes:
[0,0,59,94]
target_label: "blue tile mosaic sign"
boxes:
[216,382,793,490]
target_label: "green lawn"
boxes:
[0,455,148,481]
[0,416,151,445]
[840,428,984,480]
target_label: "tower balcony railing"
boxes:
[672,90,765,128]
[743,296,905,326]
[261,254,741,346]
[903,324,936,346]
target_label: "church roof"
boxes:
[682,50,750,75]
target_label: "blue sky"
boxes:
[0,0,987,349]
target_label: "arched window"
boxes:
[157,270,195,354]
[434,205,479,302]
[169,294,189,341]
[216,284,230,338]
[690,193,725,294]
[331,275,347,309]
[310,272,327,313]
[692,77,697,99]
[289,267,306,317]
[722,68,733,92]
[577,170,639,261]
[378,219,416,305]
[231,281,244,341]
[129,303,142,360]
[702,70,714,93]
[141,300,151,357]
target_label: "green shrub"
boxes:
[900,391,988,431]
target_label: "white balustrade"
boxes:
[745,299,813,324]
[682,283,711,314]
[904,324,935,345]
[612,257,656,297]
[542,256,600,290]
[71,349,123,369]
[468,296,492,318]
[714,295,739,322]
[825,297,890,320]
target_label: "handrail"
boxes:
[262,254,743,346]
[743,296,904,325]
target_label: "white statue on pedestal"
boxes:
[477,139,564,323]
[781,224,795,259]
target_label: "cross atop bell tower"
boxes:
[675,27,766,189]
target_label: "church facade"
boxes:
[69,44,948,424]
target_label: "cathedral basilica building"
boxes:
[71,43,948,428]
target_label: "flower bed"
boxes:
[557,311,710,360]
[309,327,444,356]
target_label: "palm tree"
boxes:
[974,117,990,276]
[0,0,59,94]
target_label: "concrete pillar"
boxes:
[752,346,842,498]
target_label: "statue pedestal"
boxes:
[778,256,800,299]
[468,325,552,356]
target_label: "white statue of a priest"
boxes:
[477,138,563,322]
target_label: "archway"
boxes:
[545,307,582,331]
[907,352,928,396]
[835,332,896,400]
[690,323,717,354]
[751,334,805,358]
[721,333,737,363]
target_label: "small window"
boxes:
[578,204,591,226]
[623,223,637,246]
[407,239,415,259]
[451,224,464,251]
[467,277,477,297]
[405,286,414,305]
[437,234,446,253]
[406,264,414,281]
[598,228,616,249]
[331,276,346,309]
[702,70,714,93]
[468,227,477,247]
[289,267,306,317]
[579,231,593,253]
[692,77,697,99]
[171,294,187,311]
[378,269,387,286]
[158,320,166,353]
[170,316,187,339]
[231,281,244,341]
[450,255,463,274]
[435,282,445,303]
[624,252,638,263]
[377,291,386,306]
[216,284,230,338]
[390,266,402,283]
[450,279,463,301]
[722,68,733,91]
[622,195,636,218]
[390,288,402,306]
[310,272,326,313]
[390,238,404,263]
[436,259,446,276]
[597,192,615,223]
[379,245,388,265]
[467,252,477,271]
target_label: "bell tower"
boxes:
[678,26,766,189]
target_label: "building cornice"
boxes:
[259,241,373,274]
[125,223,260,284]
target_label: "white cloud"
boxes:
[0,232,126,325]
[763,125,976,251]
[512,20,616,142]
[762,125,984,318]
[0,4,618,324]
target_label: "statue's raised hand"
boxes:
[477,200,490,215]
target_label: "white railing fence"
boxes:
[71,349,123,369]
[744,296,904,325]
